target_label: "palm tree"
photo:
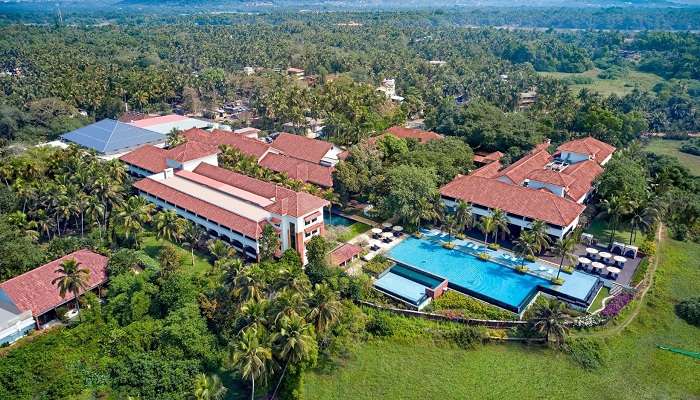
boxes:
[601,195,628,247]
[51,259,90,322]
[491,208,510,243]
[529,220,551,254]
[233,271,265,304]
[479,215,496,244]
[270,314,316,400]
[240,299,270,332]
[443,214,458,244]
[166,128,186,148]
[154,210,186,243]
[193,373,227,400]
[454,200,474,234]
[208,239,236,263]
[228,327,275,400]
[116,196,155,246]
[182,222,205,266]
[514,230,536,270]
[529,300,572,346]
[305,283,341,334]
[552,232,579,280]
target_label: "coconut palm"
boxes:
[491,208,510,243]
[193,373,227,400]
[182,222,205,266]
[514,230,536,269]
[233,271,265,305]
[443,214,458,244]
[208,239,236,263]
[84,198,105,238]
[601,195,628,247]
[454,200,474,233]
[51,259,90,322]
[479,215,496,244]
[552,232,579,280]
[529,300,572,346]
[228,327,275,400]
[240,299,270,332]
[116,196,155,246]
[529,219,551,254]
[270,314,316,399]
[154,210,186,243]
[305,283,341,334]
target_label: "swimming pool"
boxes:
[387,235,601,313]
[326,213,355,227]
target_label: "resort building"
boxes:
[133,162,329,263]
[61,118,166,157]
[441,137,615,239]
[121,129,337,188]
[0,250,108,344]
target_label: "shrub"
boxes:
[477,252,490,261]
[525,255,536,262]
[363,256,392,276]
[366,314,394,337]
[561,265,574,274]
[600,292,634,318]
[456,233,466,240]
[551,277,565,285]
[432,290,515,320]
[640,239,656,257]
[515,265,529,273]
[630,258,649,287]
[442,242,456,250]
[675,297,700,326]
[487,243,500,250]
[449,326,486,350]
[565,338,608,370]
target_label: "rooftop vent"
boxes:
[545,160,569,172]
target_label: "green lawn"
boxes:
[538,69,664,97]
[585,215,645,247]
[140,233,214,278]
[303,236,700,400]
[644,138,700,176]
[337,222,371,242]
[589,286,610,313]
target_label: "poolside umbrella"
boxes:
[599,251,612,262]
[382,222,393,231]
[613,255,627,267]
[586,247,599,258]
[578,257,591,268]
[392,225,403,232]
[606,266,621,278]
[370,228,383,237]
[591,262,605,273]
[382,231,394,239]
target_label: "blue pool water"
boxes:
[326,213,355,227]
[387,235,600,313]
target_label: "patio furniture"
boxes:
[392,225,403,236]
[370,228,383,238]
[381,232,394,243]
[606,266,621,279]
[623,245,638,259]
[599,251,612,263]
[591,262,605,274]
[613,255,627,268]
[382,222,393,231]
[577,256,591,269]
[586,247,599,259]
[581,233,594,245]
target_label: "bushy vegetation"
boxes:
[679,138,700,156]
[430,290,516,321]
[675,297,700,326]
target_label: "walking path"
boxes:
[574,224,663,339]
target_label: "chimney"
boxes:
[163,168,174,179]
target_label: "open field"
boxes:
[645,138,700,176]
[140,233,214,278]
[538,69,664,97]
[302,236,700,400]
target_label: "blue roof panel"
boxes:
[61,119,165,154]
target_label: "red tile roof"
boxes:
[259,152,333,188]
[470,161,503,178]
[526,168,576,188]
[129,114,189,128]
[473,151,504,164]
[134,177,264,238]
[119,145,168,173]
[193,163,329,218]
[0,250,108,316]
[557,137,616,164]
[272,133,333,164]
[386,126,444,144]
[562,160,603,201]
[182,128,271,159]
[167,140,219,162]
[330,243,363,266]
[440,175,585,227]
[498,145,552,185]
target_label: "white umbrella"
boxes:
[382,222,393,229]
[599,251,612,260]
[371,228,383,235]
[613,255,627,266]
[586,247,599,255]
[382,231,394,238]
[591,261,605,270]
[578,257,591,265]
[607,266,621,275]
[392,225,404,232]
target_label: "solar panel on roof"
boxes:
[61,119,165,155]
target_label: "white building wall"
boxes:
[526,180,565,197]
[0,314,35,345]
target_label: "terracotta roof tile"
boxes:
[119,145,168,173]
[272,133,333,164]
[527,168,576,187]
[557,137,616,164]
[498,146,552,185]
[440,175,585,227]
[259,153,333,188]
[0,250,108,316]
[166,140,219,162]
[330,243,363,266]
[562,160,603,201]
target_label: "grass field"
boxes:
[302,236,700,400]
[644,138,700,176]
[336,222,371,242]
[140,233,214,278]
[538,69,664,97]
[585,215,646,248]
[589,286,610,313]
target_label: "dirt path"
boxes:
[574,224,663,339]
